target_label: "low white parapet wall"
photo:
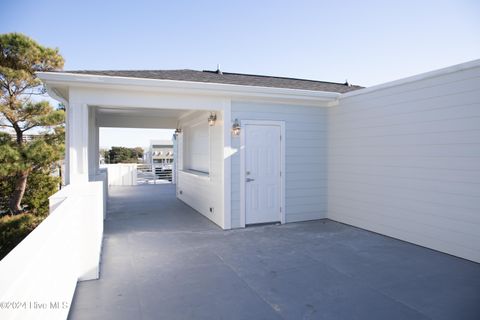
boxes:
[100,164,137,186]
[0,181,104,320]
[91,168,109,218]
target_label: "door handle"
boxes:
[246,178,255,182]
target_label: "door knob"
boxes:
[246,178,255,182]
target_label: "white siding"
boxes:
[177,111,224,228]
[328,63,480,262]
[231,102,328,228]
[184,121,210,173]
[101,164,137,186]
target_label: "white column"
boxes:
[67,103,89,184]
[172,136,177,184]
[64,103,71,185]
[94,125,100,173]
[223,101,232,230]
[88,107,98,179]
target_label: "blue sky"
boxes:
[1,0,479,148]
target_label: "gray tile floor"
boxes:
[68,184,480,320]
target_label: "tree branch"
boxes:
[21,124,39,132]
[1,113,15,126]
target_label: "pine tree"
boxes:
[0,33,64,214]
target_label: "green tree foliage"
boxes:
[0,166,61,216]
[133,147,144,159]
[0,213,44,259]
[0,33,64,214]
[105,146,144,164]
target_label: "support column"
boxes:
[94,125,100,173]
[67,103,89,184]
[64,103,71,185]
[223,101,232,230]
[88,107,99,179]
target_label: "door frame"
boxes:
[240,120,286,227]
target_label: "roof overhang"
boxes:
[37,72,341,107]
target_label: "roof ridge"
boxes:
[63,68,197,73]
[52,69,364,92]
[202,70,360,87]
[61,69,360,87]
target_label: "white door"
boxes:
[245,124,281,224]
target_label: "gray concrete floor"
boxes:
[69,184,480,320]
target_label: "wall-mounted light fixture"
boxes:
[208,112,217,126]
[232,119,241,136]
[173,128,182,140]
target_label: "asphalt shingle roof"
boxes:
[61,69,363,93]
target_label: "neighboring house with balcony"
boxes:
[144,139,174,169]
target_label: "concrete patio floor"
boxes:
[68,184,480,320]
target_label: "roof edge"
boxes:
[58,68,362,89]
[341,59,480,99]
[37,71,342,104]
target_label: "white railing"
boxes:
[100,164,137,186]
[100,163,173,186]
[137,164,173,184]
[0,181,104,320]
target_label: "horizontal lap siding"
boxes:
[328,65,480,262]
[231,102,328,228]
[177,112,224,228]
[177,171,216,218]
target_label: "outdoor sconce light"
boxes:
[208,112,217,126]
[173,128,182,140]
[232,119,241,136]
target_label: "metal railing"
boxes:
[137,164,173,184]
[7,133,43,142]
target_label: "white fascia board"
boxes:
[342,58,480,99]
[36,72,340,106]
[43,84,68,105]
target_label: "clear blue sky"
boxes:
[2,0,479,147]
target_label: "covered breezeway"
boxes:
[68,184,480,320]
[92,104,228,228]
[40,75,233,229]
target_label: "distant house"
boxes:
[144,139,174,169]
[37,60,480,263]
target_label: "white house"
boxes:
[144,139,174,169]
[35,60,480,263]
[1,59,479,320]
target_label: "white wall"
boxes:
[328,61,480,262]
[101,164,137,186]
[183,119,210,173]
[0,182,104,320]
[231,102,329,228]
[176,111,224,228]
